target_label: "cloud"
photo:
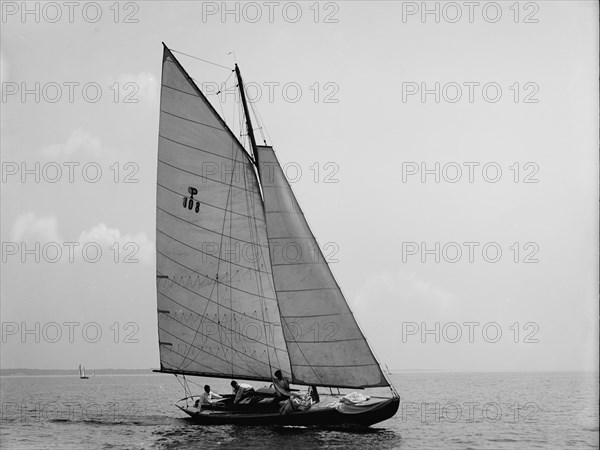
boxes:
[11,212,61,242]
[8,216,153,265]
[111,71,159,104]
[41,129,122,160]
[77,223,154,264]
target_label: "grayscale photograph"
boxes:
[1,1,598,449]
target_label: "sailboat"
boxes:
[153,43,399,426]
[79,364,89,380]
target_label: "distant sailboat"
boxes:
[153,43,399,426]
[79,364,89,380]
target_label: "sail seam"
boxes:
[287,338,364,344]
[158,159,257,194]
[157,270,277,320]
[292,363,381,368]
[159,328,265,376]
[266,236,319,240]
[159,134,247,165]
[158,179,265,222]
[271,262,325,267]
[157,292,288,352]
[282,313,352,319]
[162,48,256,167]
[161,108,226,133]
[157,249,277,300]
[159,325,274,370]
[157,206,269,248]
[157,228,272,274]
[276,288,338,293]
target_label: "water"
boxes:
[1,372,597,449]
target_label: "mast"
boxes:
[234,64,259,169]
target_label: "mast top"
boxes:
[234,64,260,169]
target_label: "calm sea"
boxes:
[0,372,597,449]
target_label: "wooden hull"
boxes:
[178,397,399,427]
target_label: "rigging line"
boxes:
[222,141,240,377]
[174,375,189,406]
[158,158,257,194]
[157,270,279,323]
[157,249,276,300]
[239,146,278,372]
[166,253,252,373]
[161,331,265,376]
[243,143,275,375]
[157,229,271,275]
[174,299,272,378]
[158,182,265,222]
[228,141,235,377]
[156,294,288,353]
[157,206,268,248]
[249,143,286,371]
[216,88,227,124]
[158,133,245,165]
[180,377,204,390]
[248,94,270,146]
[237,96,245,153]
[280,316,325,386]
[212,142,240,377]
[255,111,272,147]
[215,72,233,127]
[235,88,240,148]
[192,142,264,379]
[162,263,267,377]
[176,269,219,370]
[177,255,260,377]
[254,153,296,376]
[171,49,232,71]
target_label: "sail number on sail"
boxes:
[182,186,200,213]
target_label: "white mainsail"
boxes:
[258,146,387,388]
[156,46,291,381]
[155,45,388,389]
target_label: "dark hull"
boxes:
[179,397,399,427]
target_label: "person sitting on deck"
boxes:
[272,369,292,397]
[231,380,254,404]
[194,384,223,408]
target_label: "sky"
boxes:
[1,1,598,373]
